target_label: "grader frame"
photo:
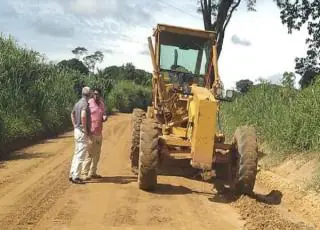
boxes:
[130,24,258,195]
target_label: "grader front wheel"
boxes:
[138,118,159,191]
[130,108,146,174]
[232,126,258,195]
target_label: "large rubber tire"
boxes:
[130,108,146,174]
[138,118,159,191]
[232,126,258,195]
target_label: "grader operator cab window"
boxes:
[159,31,212,87]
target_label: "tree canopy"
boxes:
[198,0,257,58]
[198,0,320,88]
[57,58,89,75]
[102,63,152,86]
[276,0,320,87]
[72,47,88,59]
[70,47,105,73]
[281,71,296,88]
[236,79,254,93]
[83,51,104,73]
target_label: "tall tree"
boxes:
[198,0,256,59]
[236,79,254,93]
[299,70,319,89]
[199,1,320,88]
[57,58,89,75]
[57,58,89,96]
[276,0,320,87]
[72,47,88,59]
[83,51,104,73]
[281,71,296,88]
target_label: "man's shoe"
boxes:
[91,174,102,179]
[82,175,92,181]
[131,167,138,175]
[72,178,86,184]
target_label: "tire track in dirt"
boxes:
[100,118,141,227]
[0,160,71,230]
[0,113,317,230]
[55,114,242,230]
[0,131,75,229]
[30,115,133,229]
[0,141,71,197]
[34,194,79,230]
[0,143,73,206]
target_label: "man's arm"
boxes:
[71,110,76,128]
[81,109,88,134]
[102,103,108,122]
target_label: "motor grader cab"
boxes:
[130,24,258,195]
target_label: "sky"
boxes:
[0,0,309,89]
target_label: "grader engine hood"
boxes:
[188,85,217,170]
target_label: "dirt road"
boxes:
[0,114,317,230]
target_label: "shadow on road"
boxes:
[258,150,266,159]
[38,137,73,144]
[131,155,283,205]
[158,158,202,179]
[209,185,283,205]
[86,176,137,184]
[151,184,193,195]
[250,189,283,205]
[149,183,213,196]
[0,151,53,161]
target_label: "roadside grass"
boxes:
[0,35,151,155]
[220,80,320,192]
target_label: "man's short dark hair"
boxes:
[93,88,102,95]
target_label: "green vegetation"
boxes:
[85,63,152,113]
[0,36,78,150]
[107,81,151,113]
[0,36,152,153]
[221,74,320,191]
[221,75,320,156]
[58,48,152,112]
[235,79,254,94]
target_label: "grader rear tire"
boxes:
[232,126,258,195]
[138,118,159,191]
[130,108,146,174]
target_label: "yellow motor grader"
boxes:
[130,24,258,195]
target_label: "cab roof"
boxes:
[153,23,216,40]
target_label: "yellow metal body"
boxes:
[147,23,227,170]
[172,127,187,138]
[188,85,217,170]
[161,135,191,147]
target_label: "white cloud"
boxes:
[231,35,252,46]
[68,0,117,16]
[0,0,310,89]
